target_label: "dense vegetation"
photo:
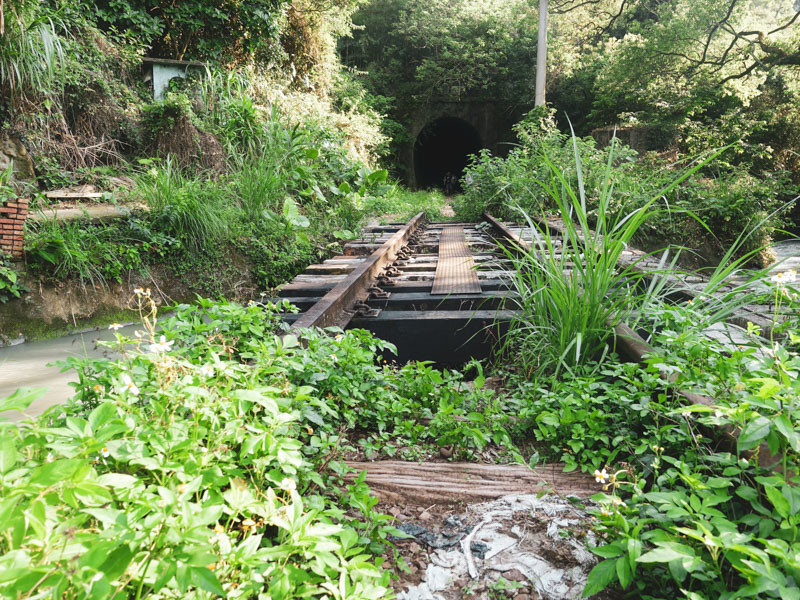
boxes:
[0,0,449,307]
[344,0,800,256]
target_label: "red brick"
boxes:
[16,199,29,205]
[0,218,14,224]
[0,208,14,214]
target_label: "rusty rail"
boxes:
[290,212,426,330]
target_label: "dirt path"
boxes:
[441,196,456,218]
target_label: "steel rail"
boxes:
[290,212,426,330]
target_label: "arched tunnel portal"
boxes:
[413,117,483,191]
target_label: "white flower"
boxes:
[148,335,174,353]
[198,364,214,378]
[600,508,612,517]
[108,323,123,331]
[610,496,624,507]
[133,288,144,295]
[594,469,609,484]
[121,373,139,396]
[772,270,796,286]
[330,353,337,362]
[101,447,110,458]
[280,478,297,492]
[335,334,343,341]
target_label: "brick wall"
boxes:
[0,198,28,258]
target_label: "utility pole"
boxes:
[535,0,548,106]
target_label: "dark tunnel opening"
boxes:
[413,117,483,191]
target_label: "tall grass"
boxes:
[500,132,720,377]
[0,1,66,105]
[25,215,105,288]
[135,157,230,251]
[231,120,309,221]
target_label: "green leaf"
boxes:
[738,416,771,451]
[0,434,17,474]
[582,559,617,597]
[773,415,800,453]
[29,458,84,487]
[638,543,696,563]
[616,555,632,589]
[765,485,791,519]
[589,543,624,558]
[97,473,139,489]
[99,545,134,581]
[366,169,388,185]
[736,485,758,501]
[88,402,117,433]
[189,566,225,596]
[0,387,47,414]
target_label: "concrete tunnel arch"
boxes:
[413,117,483,191]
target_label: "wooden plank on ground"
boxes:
[45,191,106,199]
[344,461,597,503]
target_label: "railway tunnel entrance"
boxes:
[413,117,483,191]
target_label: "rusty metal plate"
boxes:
[431,226,481,295]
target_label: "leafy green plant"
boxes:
[567,294,800,599]
[0,0,67,107]
[24,214,105,287]
[497,131,712,377]
[140,93,195,138]
[0,256,25,302]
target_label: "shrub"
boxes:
[136,157,231,251]
[457,109,791,264]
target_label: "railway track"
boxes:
[272,213,521,365]
[270,209,789,469]
[271,209,787,368]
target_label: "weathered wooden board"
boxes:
[344,461,598,503]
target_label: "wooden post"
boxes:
[535,0,548,107]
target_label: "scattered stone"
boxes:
[0,135,35,183]
[396,494,596,600]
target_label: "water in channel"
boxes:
[0,324,137,422]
